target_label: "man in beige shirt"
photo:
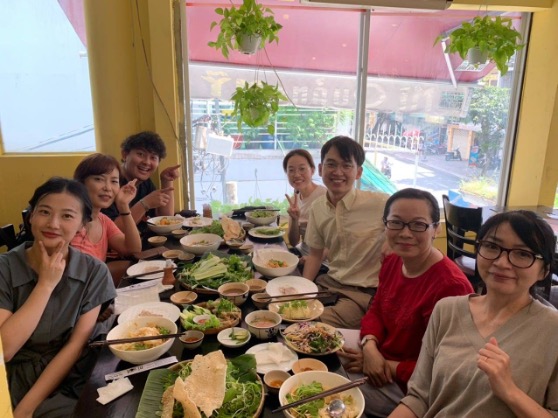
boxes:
[304,136,389,329]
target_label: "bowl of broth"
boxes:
[217,283,250,306]
[245,310,282,340]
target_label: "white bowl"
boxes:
[291,358,328,374]
[218,283,250,306]
[180,233,222,255]
[107,316,177,365]
[246,278,267,294]
[245,210,278,226]
[252,292,271,309]
[278,371,365,418]
[253,249,299,278]
[179,330,204,349]
[263,369,291,394]
[147,235,167,247]
[217,327,251,348]
[245,310,282,340]
[147,216,185,235]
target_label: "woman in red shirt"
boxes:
[338,188,473,417]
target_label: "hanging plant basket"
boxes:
[231,81,287,134]
[208,0,282,59]
[466,47,489,67]
[435,15,523,75]
[237,34,262,55]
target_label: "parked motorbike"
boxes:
[381,163,392,178]
[445,147,462,161]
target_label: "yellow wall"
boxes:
[0,0,557,229]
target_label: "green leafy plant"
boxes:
[208,0,282,59]
[435,15,523,75]
[231,81,287,134]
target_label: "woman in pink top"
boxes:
[71,154,142,284]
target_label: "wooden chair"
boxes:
[442,195,484,292]
[0,224,17,251]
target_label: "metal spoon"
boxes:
[326,399,346,418]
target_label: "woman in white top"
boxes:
[283,149,327,256]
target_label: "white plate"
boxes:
[183,217,214,228]
[268,299,325,323]
[126,260,177,281]
[117,302,181,325]
[266,276,318,298]
[217,327,251,348]
[246,342,298,374]
[248,226,284,239]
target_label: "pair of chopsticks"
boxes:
[89,332,187,347]
[265,290,333,304]
[272,377,368,413]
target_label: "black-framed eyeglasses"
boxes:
[383,219,438,232]
[476,240,544,269]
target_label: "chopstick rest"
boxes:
[96,378,134,405]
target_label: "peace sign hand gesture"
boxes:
[285,193,300,221]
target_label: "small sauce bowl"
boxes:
[179,330,204,349]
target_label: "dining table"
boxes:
[73,220,347,418]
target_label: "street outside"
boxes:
[192,148,488,212]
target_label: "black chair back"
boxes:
[0,224,17,251]
[442,195,484,291]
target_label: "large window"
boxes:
[184,2,526,212]
[0,0,95,152]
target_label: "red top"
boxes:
[361,254,473,389]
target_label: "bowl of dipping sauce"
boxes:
[291,358,328,374]
[218,283,249,306]
[263,370,291,394]
[171,229,188,239]
[162,249,185,260]
[147,236,167,247]
[251,292,271,309]
[246,278,267,294]
[170,291,197,307]
[178,252,195,263]
[245,310,282,340]
[179,330,204,349]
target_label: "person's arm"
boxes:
[108,180,142,255]
[478,337,554,418]
[156,165,180,217]
[13,306,100,417]
[302,247,323,281]
[0,242,65,360]
[388,404,419,418]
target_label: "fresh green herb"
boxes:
[178,253,252,290]
[189,220,225,237]
[286,381,325,417]
[256,227,282,236]
[250,210,276,218]
[179,305,221,330]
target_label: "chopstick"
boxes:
[268,296,325,304]
[269,291,333,299]
[89,332,186,347]
[272,377,368,413]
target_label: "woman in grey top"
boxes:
[0,178,116,417]
[389,210,558,418]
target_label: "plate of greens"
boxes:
[177,252,253,293]
[136,352,264,418]
[248,226,284,239]
[188,220,225,237]
[179,299,241,334]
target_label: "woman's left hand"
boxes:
[116,179,138,208]
[477,337,517,401]
[337,346,364,373]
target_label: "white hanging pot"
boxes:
[237,34,261,55]
[466,47,489,67]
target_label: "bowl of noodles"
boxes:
[278,371,364,418]
[107,316,177,364]
[252,249,299,278]
[147,216,185,234]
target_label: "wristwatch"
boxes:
[139,199,150,211]
[360,335,376,348]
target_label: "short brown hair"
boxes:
[74,153,123,184]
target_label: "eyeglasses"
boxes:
[323,161,355,172]
[383,219,438,232]
[476,240,543,269]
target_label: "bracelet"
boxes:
[139,199,150,211]
[119,212,131,216]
